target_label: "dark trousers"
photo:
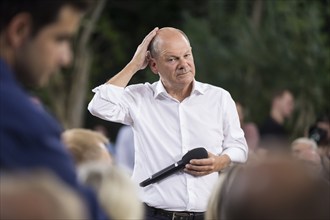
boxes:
[144,204,205,220]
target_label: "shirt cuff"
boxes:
[221,147,248,163]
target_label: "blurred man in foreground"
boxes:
[0,1,108,219]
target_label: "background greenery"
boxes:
[38,0,329,142]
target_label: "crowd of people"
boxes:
[0,0,329,220]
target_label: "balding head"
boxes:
[146,27,195,97]
[148,27,190,58]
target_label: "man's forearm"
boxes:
[106,62,138,87]
[106,28,159,88]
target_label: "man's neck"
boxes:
[165,83,193,102]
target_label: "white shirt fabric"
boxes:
[88,80,248,212]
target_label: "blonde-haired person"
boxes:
[62,128,113,166]
[78,162,144,220]
[0,170,87,220]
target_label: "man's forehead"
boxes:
[157,32,188,43]
[42,5,82,35]
[156,36,191,53]
[57,5,83,23]
[161,48,192,57]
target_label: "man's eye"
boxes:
[184,54,191,58]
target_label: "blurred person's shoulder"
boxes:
[0,62,63,153]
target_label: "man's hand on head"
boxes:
[129,27,158,71]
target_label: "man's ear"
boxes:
[148,54,158,74]
[6,13,32,48]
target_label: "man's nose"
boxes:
[59,45,73,67]
[178,58,188,69]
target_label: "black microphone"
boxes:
[139,147,208,187]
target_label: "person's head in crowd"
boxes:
[291,137,318,158]
[291,138,322,174]
[270,89,295,124]
[147,27,195,99]
[0,0,92,87]
[62,128,113,166]
[259,89,294,151]
[78,162,144,220]
[206,165,244,220]
[298,150,323,173]
[206,156,330,220]
[0,170,87,220]
[0,2,110,219]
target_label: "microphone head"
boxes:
[181,147,208,164]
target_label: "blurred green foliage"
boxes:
[182,0,329,137]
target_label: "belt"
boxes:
[144,204,205,220]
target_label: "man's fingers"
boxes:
[189,157,214,165]
[184,168,211,177]
[142,27,158,45]
[185,164,213,172]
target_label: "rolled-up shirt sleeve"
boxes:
[88,84,134,125]
[220,92,248,163]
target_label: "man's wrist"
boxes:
[217,154,232,171]
[126,61,141,74]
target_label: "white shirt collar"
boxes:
[153,79,205,99]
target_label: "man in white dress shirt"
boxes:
[88,27,248,220]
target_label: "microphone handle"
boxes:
[140,161,185,187]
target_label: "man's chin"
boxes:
[36,77,50,88]
[26,75,50,88]
[177,72,194,81]
[37,70,57,87]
